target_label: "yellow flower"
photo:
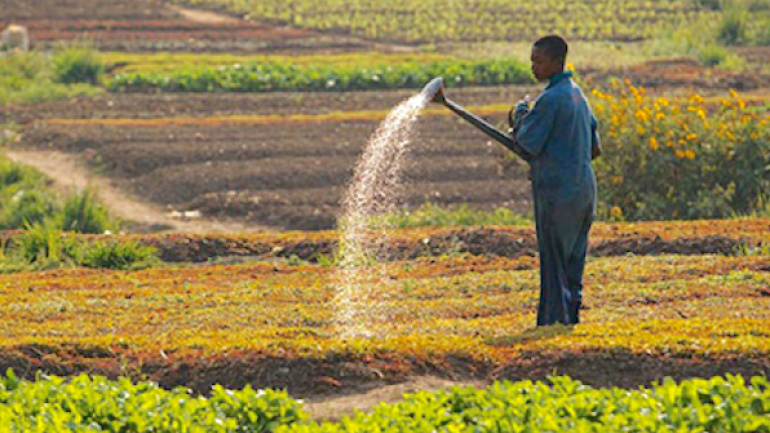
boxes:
[689,94,704,105]
[610,206,623,218]
[729,89,739,99]
[637,125,646,134]
[635,110,648,122]
[612,175,624,184]
[697,109,706,120]
[656,112,666,121]
[686,133,697,142]
[676,150,685,159]
[685,150,696,160]
[649,137,659,150]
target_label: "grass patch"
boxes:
[383,203,531,228]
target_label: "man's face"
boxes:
[530,47,561,82]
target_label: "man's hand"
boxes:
[508,97,531,130]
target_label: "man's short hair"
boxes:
[533,35,568,64]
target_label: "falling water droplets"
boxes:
[334,91,430,339]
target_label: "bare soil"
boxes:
[10,87,536,231]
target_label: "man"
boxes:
[512,35,601,326]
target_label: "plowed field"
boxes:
[12,87,536,230]
[0,0,389,54]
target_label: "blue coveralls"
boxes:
[514,71,599,326]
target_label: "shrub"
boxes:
[61,186,118,234]
[592,83,770,221]
[77,240,158,270]
[697,43,729,66]
[0,51,101,105]
[717,9,749,44]
[52,41,104,84]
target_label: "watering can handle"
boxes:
[441,97,533,162]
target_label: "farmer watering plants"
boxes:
[424,35,601,326]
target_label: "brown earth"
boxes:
[1,345,767,412]
[9,87,536,231]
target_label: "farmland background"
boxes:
[0,0,769,429]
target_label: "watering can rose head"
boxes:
[423,77,445,103]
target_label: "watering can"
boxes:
[422,77,531,161]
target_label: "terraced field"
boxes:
[1,219,768,397]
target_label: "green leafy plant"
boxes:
[0,370,308,432]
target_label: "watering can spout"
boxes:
[423,77,445,103]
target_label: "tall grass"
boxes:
[61,187,117,234]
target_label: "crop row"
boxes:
[1,371,768,432]
[107,58,532,92]
[0,253,767,376]
[182,0,709,43]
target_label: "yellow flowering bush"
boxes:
[592,82,770,220]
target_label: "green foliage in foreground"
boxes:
[1,372,769,432]
[108,58,533,93]
[0,47,102,106]
[0,370,306,432]
[383,203,531,228]
[283,375,770,433]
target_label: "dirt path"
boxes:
[6,150,270,234]
[305,376,485,421]
[165,4,242,25]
